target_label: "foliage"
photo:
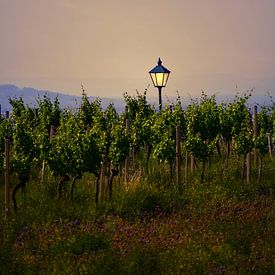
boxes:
[48,112,101,178]
[185,93,219,161]
[9,97,36,178]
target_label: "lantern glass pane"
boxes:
[155,73,164,87]
[162,73,169,87]
[150,73,157,87]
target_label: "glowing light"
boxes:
[149,58,170,88]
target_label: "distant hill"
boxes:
[0,84,125,113]
[0,84,273,115]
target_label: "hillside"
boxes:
[0,84,273,115]
[0,84,125,113]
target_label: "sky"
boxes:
[0,0,275,99]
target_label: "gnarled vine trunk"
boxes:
[57,175,70,201]
[107,167,119,201]
[71,174,82,202]
[216,140,221,157]
[226,141,231,166]
[145,144,152,173]
[95,172,100,206]
[12,175,29,213]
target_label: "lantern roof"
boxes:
[149,58,170,74]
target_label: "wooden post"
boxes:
[253,105,258,167]
[176,125,181,185]
[191,155,195,173]
[241,155,245,181]
[246,152,251,184]
[258,155,263,183]
[185,151,188,186]
[100,164,106,201]
[190,113,195,173]
[40,160,45,183]
[267,133,272,159]
[4,138,10,219]
[132,147,135,176]
[50,125,55,139]
[125,118,130,184]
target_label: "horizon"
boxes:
[0,83,273,105]
[1,0,275,98]
[0,83,273,115]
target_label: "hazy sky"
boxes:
[1,0,275,98]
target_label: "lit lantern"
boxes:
[149,58,170,110]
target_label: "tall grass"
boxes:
[0,156,274,274]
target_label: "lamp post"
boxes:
[149,58,170,111]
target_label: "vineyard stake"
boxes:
[191,155,195,173]
[246,152,251,184]
[241,155,245,181]
[258,155,263,183]
[185,151,188,186]
[4,138,10,220]
[125,118,130,183]
[100,163,106,201]
[267,133,272,159]
[176,125,181,185]
[50,125,55,139]
[253,105,258,167]
[132,147,135,177]
[40,160,45,183]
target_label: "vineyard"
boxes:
[0,91,274,274]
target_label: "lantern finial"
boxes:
[158,58,162,66]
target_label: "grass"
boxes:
[0,156,274,274]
